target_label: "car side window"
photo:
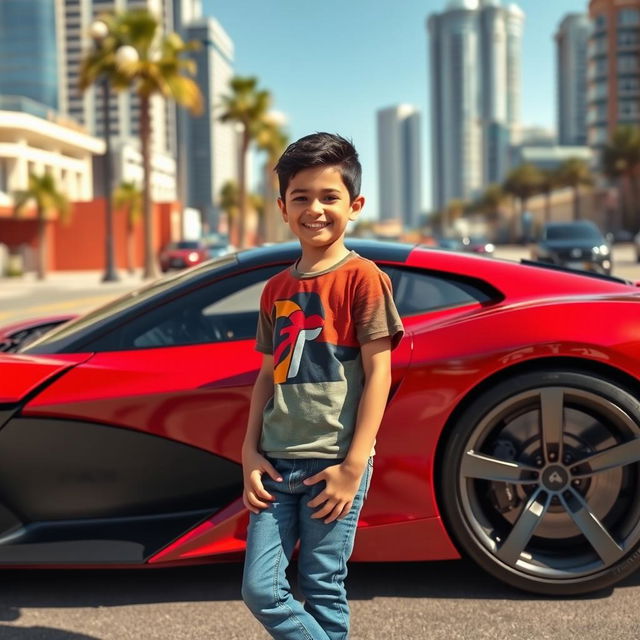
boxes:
[380,266,495,316]
[88,265,283,351]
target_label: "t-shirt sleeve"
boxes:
[255,287,273,354]
[353,267,404,349]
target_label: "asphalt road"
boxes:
[1,560,639,639]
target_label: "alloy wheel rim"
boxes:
[458,386,640,580]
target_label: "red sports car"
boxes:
[0,314,76,353]
[159,240,210,272]
[3,240,640,596]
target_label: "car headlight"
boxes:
[187,251,199,262]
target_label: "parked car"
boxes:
[159,240,210,272]
[460,234,495,256]
[0,314,75,352]
[433,236,464,251]
[4,239,640,595]
[531,221,612,275]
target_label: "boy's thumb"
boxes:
[265,463,282,482]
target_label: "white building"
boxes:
[556,14,591,146]
[56,0,177,200]
[428,0,524,211]
[376,105,422,229]
[0,97,104,205]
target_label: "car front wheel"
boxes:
[441,370,640,595]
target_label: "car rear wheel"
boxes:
[441,370,640,595]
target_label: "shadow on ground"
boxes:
[0,558,637,614]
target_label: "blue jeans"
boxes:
[242,457,373,640]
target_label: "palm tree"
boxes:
[601,125,640,231]
[475,183,506,222]
[441,199,466,233]
[539,168,561,223]
[256,116,288,243]
[219,76,271,248]
[557,157,593,221]
[503,164,543,242]
[13,173,70,280]
[79,9,203,279]
[219,179,239,240]
[114,181,142,274]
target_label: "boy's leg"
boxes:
[242,459,330,640]
[296,458,373,640]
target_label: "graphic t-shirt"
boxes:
[256,251,404,459]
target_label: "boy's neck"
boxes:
[296,242,351,273]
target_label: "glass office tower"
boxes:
[0,0,59,110]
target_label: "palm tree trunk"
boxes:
[37,207,46,281]
[127,215,135,275]
[544,191,551,224]
[573,186,581,221]
[140,94,157,279]
[629,169,640,232]
[238,127,250,249]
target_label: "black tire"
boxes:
[440,370,640,595]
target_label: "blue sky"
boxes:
[203,0,588,217]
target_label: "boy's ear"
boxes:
[349,195,365,221]
[277,197,288,222]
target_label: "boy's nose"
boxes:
[307,199,324,214]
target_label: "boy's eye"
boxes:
[324,195,339,202]
[292,196,307,202]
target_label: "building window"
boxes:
[594,14,607,30]
[617,54,639,73]
[618,9,640,26]
[619,101,639,117]
[618,30,640,46]
[620,77,640,93]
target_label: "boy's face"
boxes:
[278,166,364,251]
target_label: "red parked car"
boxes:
[159,240,209,272]
[3,239,640,595]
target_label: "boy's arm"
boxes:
[304,337,392,523]
[242,354,282,513]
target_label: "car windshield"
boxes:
[21,253,238,352]
[544,224,603,241]
[170,241,201,250]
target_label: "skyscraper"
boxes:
[377,105,422,229]
[588,0,640,146]
[184,16,237,230]
[0,0,59,111]
[427,0,523,212]
[556,14,590,146]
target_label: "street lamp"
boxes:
[90,19,119,282]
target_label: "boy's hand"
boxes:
[242,450,282,514]
[303,463,363,524]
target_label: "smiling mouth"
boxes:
[302,222,331,230]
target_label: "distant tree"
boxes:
[114,180,142,274]
[475,183,507,222]
[557,157,593,221]
[256,116,288,243]
[503,164,544,241]
[601,125,640,231]
[539,168,561,223]
[13,173,71,280]
[219,76,271,248]
[80,9,203,279]
[219,180,239,238]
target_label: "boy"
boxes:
[241,133,403,640]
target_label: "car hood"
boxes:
[0,353,91,403]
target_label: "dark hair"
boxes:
[274,132,361,202]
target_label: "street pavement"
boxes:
[0,560,639,639]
